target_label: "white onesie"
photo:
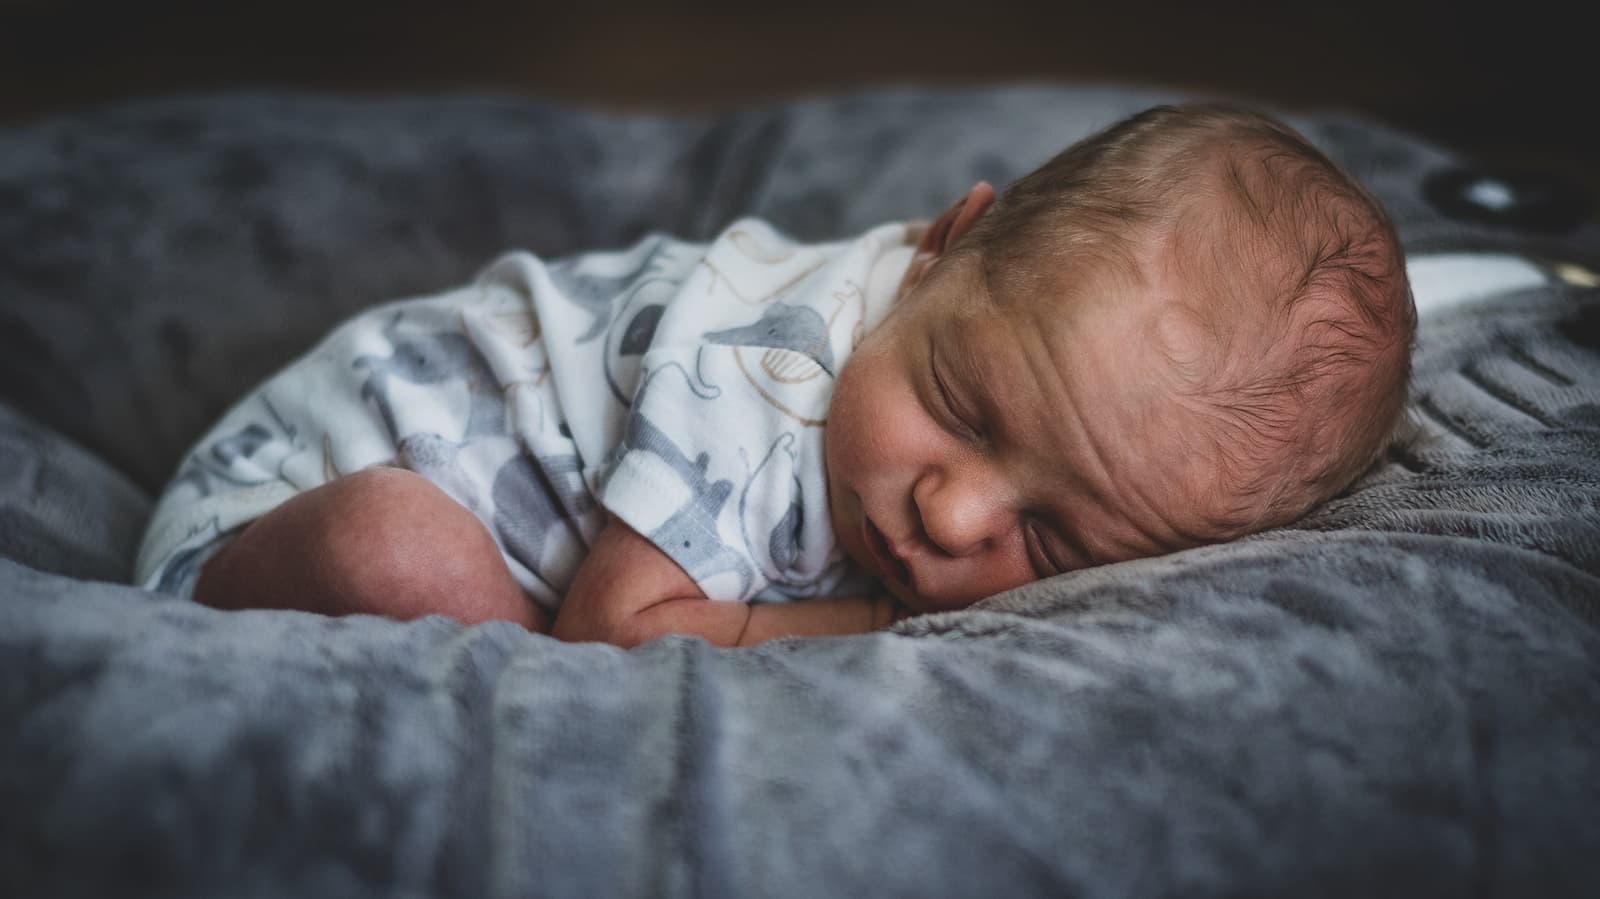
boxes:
[135,219,916,612]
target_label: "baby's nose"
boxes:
[915,470,1010,558]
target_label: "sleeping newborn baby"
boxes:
[136,103,1416,647]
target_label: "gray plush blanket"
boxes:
[2,85,1597,898]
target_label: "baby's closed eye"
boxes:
[928,339,984,442]
[1024,520,1068,577]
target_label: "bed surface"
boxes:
[2,85,1597,898]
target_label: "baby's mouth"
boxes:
[863,516,911,591]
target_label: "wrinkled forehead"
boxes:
[925,268,1227,538]
[928,198,1353,545]
[924,237,1181,400]
[927,235,1162,334]
[993,267,1282,544]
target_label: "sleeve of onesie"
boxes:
[597,341,843,603]
[593,218,906,603]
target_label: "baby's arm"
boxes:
[552,517,905,648]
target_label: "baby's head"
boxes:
[825,103,1415,613]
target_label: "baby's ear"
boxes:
[918,181,996,257]
[901,182,996,297]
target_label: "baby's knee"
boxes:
[311,467,542,628]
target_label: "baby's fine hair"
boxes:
[955,102,1417,536]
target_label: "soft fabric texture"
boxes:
[2,85,1597,898]
[134,218,910,606]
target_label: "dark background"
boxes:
[1,0,1593,190]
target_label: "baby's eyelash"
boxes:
[1026,522,1064,577]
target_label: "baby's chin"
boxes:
[872,565,992,616]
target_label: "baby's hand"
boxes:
[555,518,921,646]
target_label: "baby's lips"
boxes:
[863,516,912,591]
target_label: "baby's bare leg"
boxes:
[195,467,550,631]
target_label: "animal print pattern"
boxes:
[136,219,913,609]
